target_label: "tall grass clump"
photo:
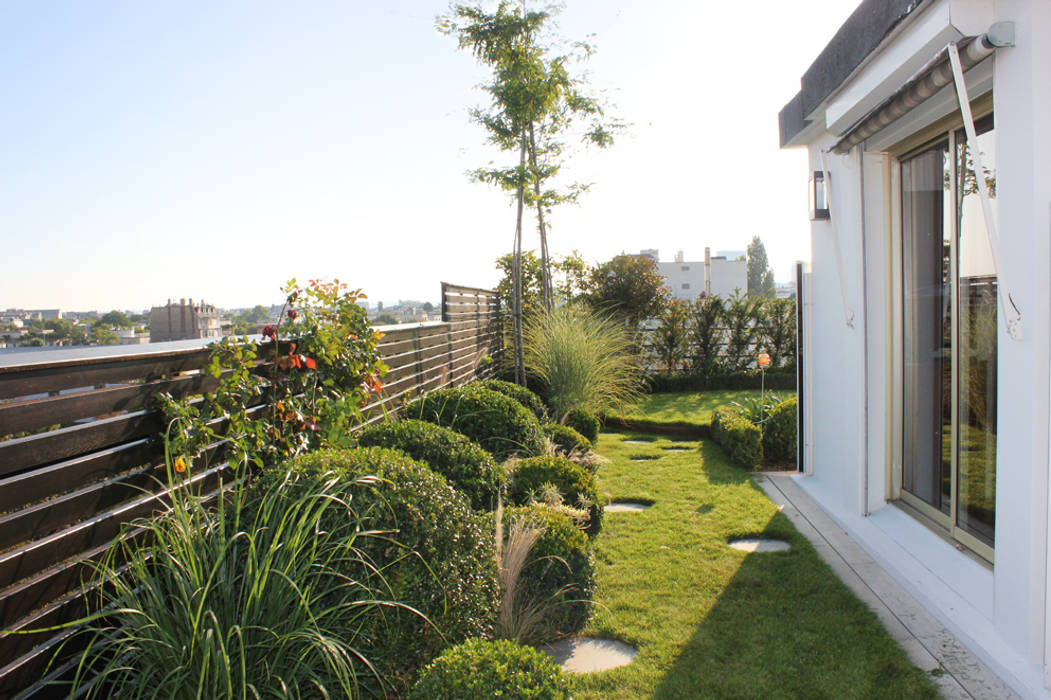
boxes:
[523,305,643,420]
[63,469,402,699]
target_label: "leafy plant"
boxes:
[722,290,762,372]
[563,406,600,443]
[407,383,546,460]
[763,397,798,462]
[711,406,763,469]
[587,254,671,328]
[523,305,643,419]
[687,294,726,374]
[731,392,783,425]
[411,638,570,700]
[63,468,403,698]
[482,378,549,421]
[158,278,385,473]
[508,455,602,536]
[650,298,691,371]
[356,418,505,511]
[281,446,501,691]
[543,422,592,456]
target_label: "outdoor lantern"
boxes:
[758,352,771,368]
[809,170,829,221]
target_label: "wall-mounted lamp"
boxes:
[809,170,829,221]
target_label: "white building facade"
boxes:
[640,249,747,301]
[780,1,1051,696]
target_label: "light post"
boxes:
[757,352,771,422]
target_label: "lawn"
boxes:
[569,430,938,699]
[608,389,796,428]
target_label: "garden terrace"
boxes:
[0,283,498,697]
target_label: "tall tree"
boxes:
[746,235,775,297]
[587,254,670,329]
[441,1,619,383]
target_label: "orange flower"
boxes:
[173,456,187,473]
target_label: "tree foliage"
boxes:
[746,236,775,297]
[99,310,133,328]
[587,254,670,328]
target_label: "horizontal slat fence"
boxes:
[0,283,499,697]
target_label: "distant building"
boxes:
[115,328,150,345]
[150,298,225,342]
[638,249,747,301]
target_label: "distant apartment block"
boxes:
[150,298,225,342]
[2,308,62,322]
[639,249,747,300]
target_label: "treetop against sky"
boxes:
[0,0,854,310]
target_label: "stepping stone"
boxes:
[606,502,651,513]
[662,446,690,451]
[728,538,791,553]
[622,439,651,445]
[629,455,658,461]
[542,637,638,673]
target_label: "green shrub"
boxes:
[411,638,570,700]
[543,422,592,455]
[65,470,402,698]
[763,397,798,462]
[509,456,602,536]
[283,447,500,689]
[563,406,600,443]
[503,505,596,637]
[407,383,546,460]
[482,378,548,421]
[357,419,504,510]
[711,406,763,469]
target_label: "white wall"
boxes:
[657,261,705,300]
[708,258,746,298]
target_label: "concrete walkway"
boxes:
[755,472,1018,700]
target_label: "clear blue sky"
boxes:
[1,1,856,311]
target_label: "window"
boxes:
[681,283,690,290]
[900,114,996,558]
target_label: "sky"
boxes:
[0,1,859,312]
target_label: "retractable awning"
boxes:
[831,23,1015,154]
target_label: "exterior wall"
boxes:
[150,300,224,342]
[708,258,747,298]
[790,1,1051,695]
[657,261,705,300]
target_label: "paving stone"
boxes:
[728,538,791,552]
[542,637,637,673]
[606,502,652,513]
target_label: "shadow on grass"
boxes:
[697,441,753,485]
[650,514,938,700]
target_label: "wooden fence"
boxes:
[0,283,499,697]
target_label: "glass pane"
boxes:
[956,122,997,547]
[902,143,952,515]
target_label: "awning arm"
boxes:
[947,41,1022,341]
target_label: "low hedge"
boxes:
[543,423,592,456]
[503,505,596,637]
[646,369,796,393]
[482,379,548,421]
[410,638,570,700]
[711,406,763,469]
[509,456,602,536]
[406,383,546,461]
[356,419,504,510]
[763,397,798,462]
[563,407,600,443]
[279,447,500,688]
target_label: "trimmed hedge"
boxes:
[646,369,796,393]
[482,378,548,421]
[763,396,797,462]
[543,422,592,455]
[504,505,596,636]
[407,384,546,461]
[509,456,602,536]
[356,419,504,510]
[711,406,763,469]
[280,447,500,687]
[563,406,600,443]
[410,638,570,700]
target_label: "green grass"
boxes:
[609,390,796,428]
[569,431,939,699]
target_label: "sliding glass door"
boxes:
[901,117,996,558]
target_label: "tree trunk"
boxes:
[512,129,528,385]
[528,122,553,311]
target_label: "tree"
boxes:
[746,236,775,297]
[441,1,619,384]
[421,302,435,313]
[99,310,133,328]
[372,313,399,326]
[92,324,120,345]
[587,254,670,328]
[650,299,690,372]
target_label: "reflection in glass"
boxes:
[956,122,997,547]
[902,143,951,515]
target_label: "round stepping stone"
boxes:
[728,538,791,553]
[605,502,651,513]
[622,439,651,445]
[542,637,637,673]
